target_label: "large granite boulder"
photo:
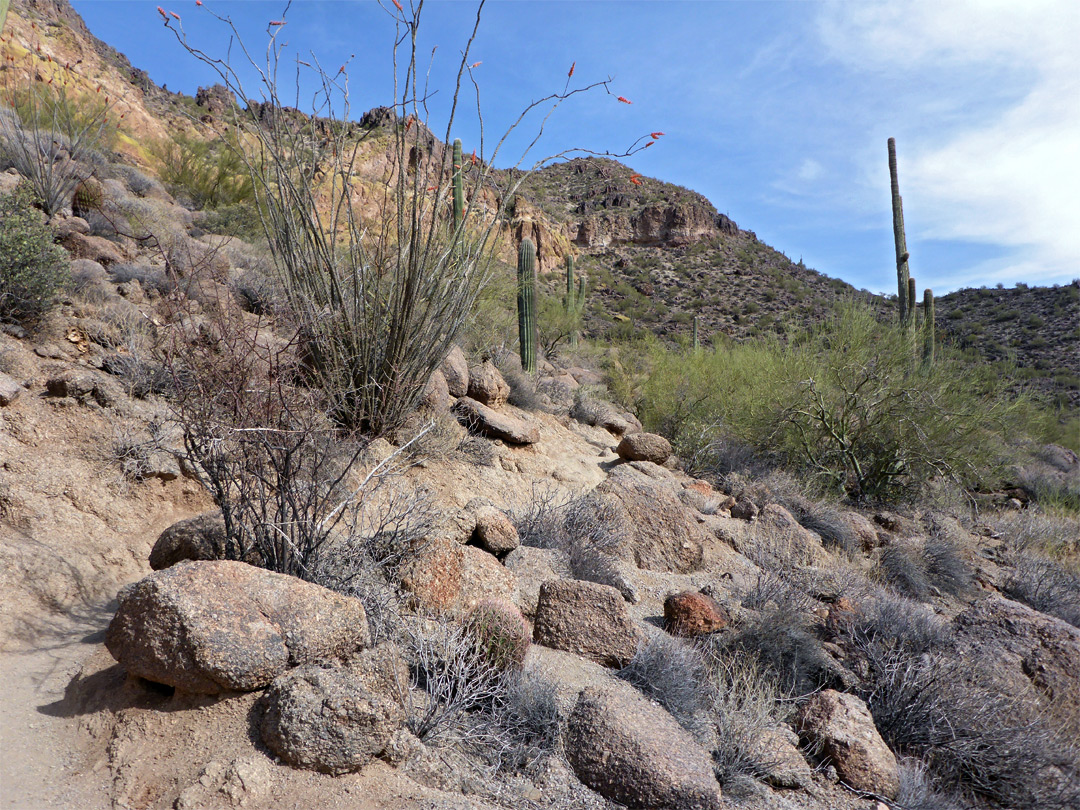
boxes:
[105,561,370,693]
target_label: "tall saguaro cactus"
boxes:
[907,277,917,332]
[888,138,911,324]
[565,254,579,349]
[451,138,464,234]
[692,315,701,352]
[517,238,537,374]
[923,288,935,366]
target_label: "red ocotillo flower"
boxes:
[170,11,181,21]
[568,61,576,78]
[617,96,632,104]
[645,141,655,148]
[651,132,665,139]
[392,0,403,10]
[630,174,642,185]
[404,116,415,133]
[470,149,477,165]
[157,6,167,20]
[471,61,482,68]
[269,20,286,26]
[196,1,202,6]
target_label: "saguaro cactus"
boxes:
[452,138,464,233]
[907,277,917,331]
[888,138,911,323]
[517,238,537,374]
[565,254,579,349]
[923,288,935,366]
[692,315,700,352]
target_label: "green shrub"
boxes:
[150,132,255,209]
[0,186,68,322]
[639,301,1032,502]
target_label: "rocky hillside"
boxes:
[935,281,1080,408]
[2,3,1080,810]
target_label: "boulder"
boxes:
[532,579,641,668]
[418,369,450,414]
[440,345,469,398]
[467,360,510,407]
[616,432,672,464]
[663,591,730,637]
[149,511,246,570]
[105,561,370,693]
[953,595,1080,716]
[60,231,125,266]
[0,372,22,406]
[504,545,570,618]
[453,396,539,445]
[566,682,722,810]
[795,689,899,798]
[466,497,520,556]
[399,537,517,613]
[593,465,709,573]
[260,663,404,774]
[756,727,814,790]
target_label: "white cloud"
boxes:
[817,0,1080,288]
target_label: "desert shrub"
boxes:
[863,650,1079,808]
[1003,555,1080,628]
[617,634,708,731]
[698,646,792,785]
[875,543,931,600]
[200,201,265,242]
[0,65,116,215]
[100,354,174,399]
[844,589,949,660]
[230,268,286,316]
[499,359,545,412]
[718,608,843,695]
[988,509,1079,559]
[638,301,1033,502]
[896,758,967,810]
[150,132,254,210]
[108,263,173,296]
[741,571,817,616]
[922,538,972,596]
[0,186,69,322]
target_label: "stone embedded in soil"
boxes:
[663,590,730,637]
[616,431,672,464]
[453,396,539,445]
[566,682,722,809]
[532,579,640,668]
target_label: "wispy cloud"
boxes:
[816,0,1080,288]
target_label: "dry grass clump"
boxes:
[617,634,709,731]
[1003,555,1080,628]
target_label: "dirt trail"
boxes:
[0,608,114,809]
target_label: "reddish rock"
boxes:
[418,369,450,414]
[465,497,520,555]
[664,591,730,637]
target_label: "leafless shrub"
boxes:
[863,649,1080,809]
[896,757,968,810]
[510,482,575,549]
[500,360,545,412]
[923,538,971,596]
[568,387,616,427]
[875,543,932,600]
[988,509,1079,558]
[103,419,174,481]
[844,588,949,661]
[618,634,709,731]
[741,571,817,616]
[109,263,174,296]
[698,646,792,785]
[1003,555,1080,628]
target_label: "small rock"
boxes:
[616,431,672,464]
[730,497,759,521]
[418,369,450,414]
[0,372,23,406]
[440,345,469,398]
[664,591,730,637]
[466,497,520,556]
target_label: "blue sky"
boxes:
[70,0,1080,295]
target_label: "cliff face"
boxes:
[570,200,729,249]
